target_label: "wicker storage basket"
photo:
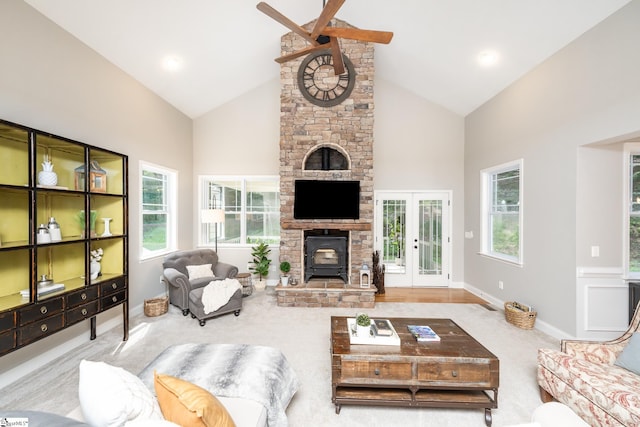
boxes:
[144,296,169,317]
[504,301,537,329]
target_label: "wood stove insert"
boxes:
[304,230,348,283]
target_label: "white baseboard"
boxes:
[463,283,572,341]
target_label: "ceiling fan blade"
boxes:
[322,27,394,44]
[310,0,346,41]
[257,2,318,45]
[329,37,345,75]
[275,45,328,63]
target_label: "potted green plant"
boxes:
[250,242,271,290]
[356,313,371,337]
[279,261,291,286]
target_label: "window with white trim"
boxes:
[140,162,177,260]
[481,160,523,264]
[199,176,280,246]
[626,144,640,275]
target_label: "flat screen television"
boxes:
[294,180,360,220]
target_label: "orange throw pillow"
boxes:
[154,372,236,427]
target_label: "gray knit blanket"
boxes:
[138,343,299,427]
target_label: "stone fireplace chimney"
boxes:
[279,19,374,286]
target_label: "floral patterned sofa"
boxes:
[537,303,640,426]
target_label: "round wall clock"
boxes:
[297,50,356,107]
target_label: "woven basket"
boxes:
[504,301,537,329]
[144,296,169,317]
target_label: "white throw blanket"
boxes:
[201,278,242,314]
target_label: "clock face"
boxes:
[297,50,356,107]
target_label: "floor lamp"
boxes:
[201,208,225,252]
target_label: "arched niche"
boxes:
[303,144,351,171]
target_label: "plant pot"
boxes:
[356,324,371,338]
[281,276,289,286]
[254,279,267,291]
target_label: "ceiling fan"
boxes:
[257,0,393,75]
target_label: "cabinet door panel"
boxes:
[0,329,16,355]
[0,310,15,332]
[18,298,64,326]
[66,287,99,309]
[18,313,64,346]
[101,290,126,310]
[66,301,99,326]
[341,360,413,381]
[417,362,492,385]
[100,277,126,296]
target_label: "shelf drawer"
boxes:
[17,313,64,346]
[0,329,16,355]
[341,360,413,381]
[66,301,99,326]
[417,362,492,385]
[0,310,15,332]
[67,287,99,309]
[100,277,126,296]
[18,297,64,326]
[101,290,126,311]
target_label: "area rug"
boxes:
[0,289,559,426]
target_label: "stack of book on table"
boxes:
[20,283,65,298]
[407,324,441,342]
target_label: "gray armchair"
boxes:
[161,249,238,315]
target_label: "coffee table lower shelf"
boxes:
[333,386,498,426]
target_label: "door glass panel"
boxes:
[382,199,406,273]
[418,200,442,275]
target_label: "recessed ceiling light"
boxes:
[477,50,499,67]
[162,55,183,72]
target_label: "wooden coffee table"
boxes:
[330,316,499,426]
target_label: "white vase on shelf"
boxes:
[90,260,101,280]
[101,218,112,237]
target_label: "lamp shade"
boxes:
[201,209,225,223]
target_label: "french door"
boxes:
[375,191,451,287]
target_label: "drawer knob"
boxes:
[81,308,88,316]
[374,369,380,376]
[111,283,118,289]
[41,324,48,332]
[40,306,48,315]
[451,371,458,377]
[81,293,87,300]
[112,296,118,303]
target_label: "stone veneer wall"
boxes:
[279,19,374,286]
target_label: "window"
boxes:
[199,176,280,246]
[626,145,640,274]
[140,162,177,260]
[481,160,523,264]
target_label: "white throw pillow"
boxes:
[186,264,214,280]
[78,360,163,427]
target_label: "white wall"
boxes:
[0,1,193,386]
[192,74,466,284]
[374,78,465,283]
[464,0,640,337]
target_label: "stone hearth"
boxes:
[278,19,375,307]
[275,281,376,308]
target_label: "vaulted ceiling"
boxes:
[24,0,631,118]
